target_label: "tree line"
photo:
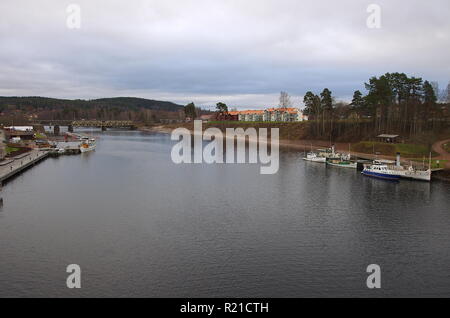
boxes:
[0,96,184,124]
[303,73,449,138]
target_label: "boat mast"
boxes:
[429,152,432,171]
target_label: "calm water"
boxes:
[1,130,450,297]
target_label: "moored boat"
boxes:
[382,153,432,182]
[302,152,326,163]
[401,167,431,182]
[389,164,431,182]
[80,138,96,153]
[317,145,342,160]
[327,159,357,169]
[362,164,401,180]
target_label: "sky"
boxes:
[0,0,449,110]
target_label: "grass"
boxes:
[395,143,432,157]
[444,143,450,153]
[351,141,437,158]
[410,159,448,169]
[6,146,20,154]
[34,132,47,139]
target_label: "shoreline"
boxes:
[140,125,445,163]
[140,124,450,182]
[0,150,49,184]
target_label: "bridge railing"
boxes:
[32,120,136,128]
[71,120,135,127]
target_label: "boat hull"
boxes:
[303,157,326,163]
[80,144,96,153]
[402,171,431,182]
[361,170,400,180]
[383,167,432,182]
[327,162,357,169]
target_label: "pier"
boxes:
[0,150,49,184]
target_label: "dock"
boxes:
[0,150,49,184]
[51,141,82,155]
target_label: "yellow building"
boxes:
[237,108,308,122]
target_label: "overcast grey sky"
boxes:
[0,0,449,109]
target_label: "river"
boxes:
[0,129,450,297]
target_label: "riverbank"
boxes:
[141,124,450,181]
[0,149,49,184]
[140,124,445,163]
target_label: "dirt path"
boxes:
[431,139,450,169]
[432,139,450,159]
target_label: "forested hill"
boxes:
[0,96,183,112]
[0,96,185,123]
[92,97,183,111]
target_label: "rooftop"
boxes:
[377,134,400,138]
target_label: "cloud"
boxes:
[0,0,449,108]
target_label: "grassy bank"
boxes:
[154,121,447,158]
[164,121,311,140]
[410,159,448,169]
[6,146,19,154]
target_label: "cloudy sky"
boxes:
[0,0,449,109]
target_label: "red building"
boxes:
[216,111,239,121]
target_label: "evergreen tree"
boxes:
[423,81,437,104]
[184,102,197,119]
[216,102,228,114]
[320,88,333,110]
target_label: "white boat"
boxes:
[80,138,96,153]
[317,145,342,160]
[362,164,402,181]
[401,167,431,182]
[303,152,326,163]
[389,165,431,182]
[327,146,357,169]
[382,153,432,182]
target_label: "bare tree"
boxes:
[437,81,450,103]
[446,82,450,103]
[430,81,439,100]
[279,91,292,108]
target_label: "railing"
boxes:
[33,120,135,127]
[71,120,134,127]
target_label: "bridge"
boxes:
[71,120,135,129]
[32,120,137,134]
